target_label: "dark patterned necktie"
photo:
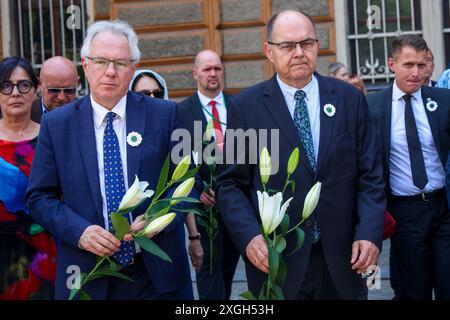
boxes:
[293,90,316,172]
[104,112,135,266]
[293,90,320,243]
[403,95,428,190]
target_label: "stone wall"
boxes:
[100,0,336,98]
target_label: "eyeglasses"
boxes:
[267,38,318,53]
[137,89,164,99]
[0,80,33,95]
[85,56,135,71]
[47,87,77,95]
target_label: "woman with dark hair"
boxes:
[0,57,56,300]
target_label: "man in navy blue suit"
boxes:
[216,10,385,299]
[25,20,190,300]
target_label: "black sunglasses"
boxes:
[0,80,33,95]
[137,89,164,99]
[47,87,77,95]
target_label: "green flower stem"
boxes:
[209,207,213,275]
[144,180,175,219]
[286,218,305,235]
[73,256,107,299]
[281,174,291,195]
[264,233,270,299]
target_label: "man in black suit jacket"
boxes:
[216,10,385,300]
[179,50,240,300]
[367,34,450,300]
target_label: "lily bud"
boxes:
[287,148,300,175]
[144,213,176,236]
[192,150,200,166]
[204,119,215,142]
[171,177,195,205]
[302,181,322,220]
[259,147,271,185]
[171,155,191,181]
[118,175,154,212]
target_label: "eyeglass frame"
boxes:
[267,38,319,53]
[84,56,136,71]
[46,87,77,95]
[137,89,164,99]
[0,80,34,95]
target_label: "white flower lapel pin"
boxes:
[323,104,336,117]
[127,132,143,147]
[425,98,438,112]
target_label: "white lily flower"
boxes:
[257,191,293,235]
[302,181,322,220]
[171,177,195,205]
[118,175,154,212]
[144,213,176,236]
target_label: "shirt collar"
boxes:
[91,94,127,129]
[276,74,317,102]
[392,80,422,102]
[197,90,224,108]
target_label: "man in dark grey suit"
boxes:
[216,10,385,299]
[367,34,450,300]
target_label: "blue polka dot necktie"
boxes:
[293,90,320,243]
[104,112,135,266]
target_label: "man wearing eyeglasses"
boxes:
[216,10,385,300]
[26,20,191,300]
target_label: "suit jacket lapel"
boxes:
[315,74,337,176]
[383,86,393,169]
[262,76,314,175]
[421,86,442,162]
[75,96,103,219]
[191,93,208,129]
[126,92,147,188]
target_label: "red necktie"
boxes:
[209,100,224,151]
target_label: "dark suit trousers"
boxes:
[106,253,181,300]
[196,223,240,300]
[388,191,450,300]
[295,241,349,300]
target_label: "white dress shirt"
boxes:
[389,81,445,195]
[197,91,227,133]
[277,74,321,161]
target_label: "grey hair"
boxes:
[80,20,141,63]
[328,62,346,76]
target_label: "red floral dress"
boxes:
[0,137,57,300]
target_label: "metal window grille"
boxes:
[14,0,88,95]
[347,0,422,86]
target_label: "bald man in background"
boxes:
[35,56,80,120]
